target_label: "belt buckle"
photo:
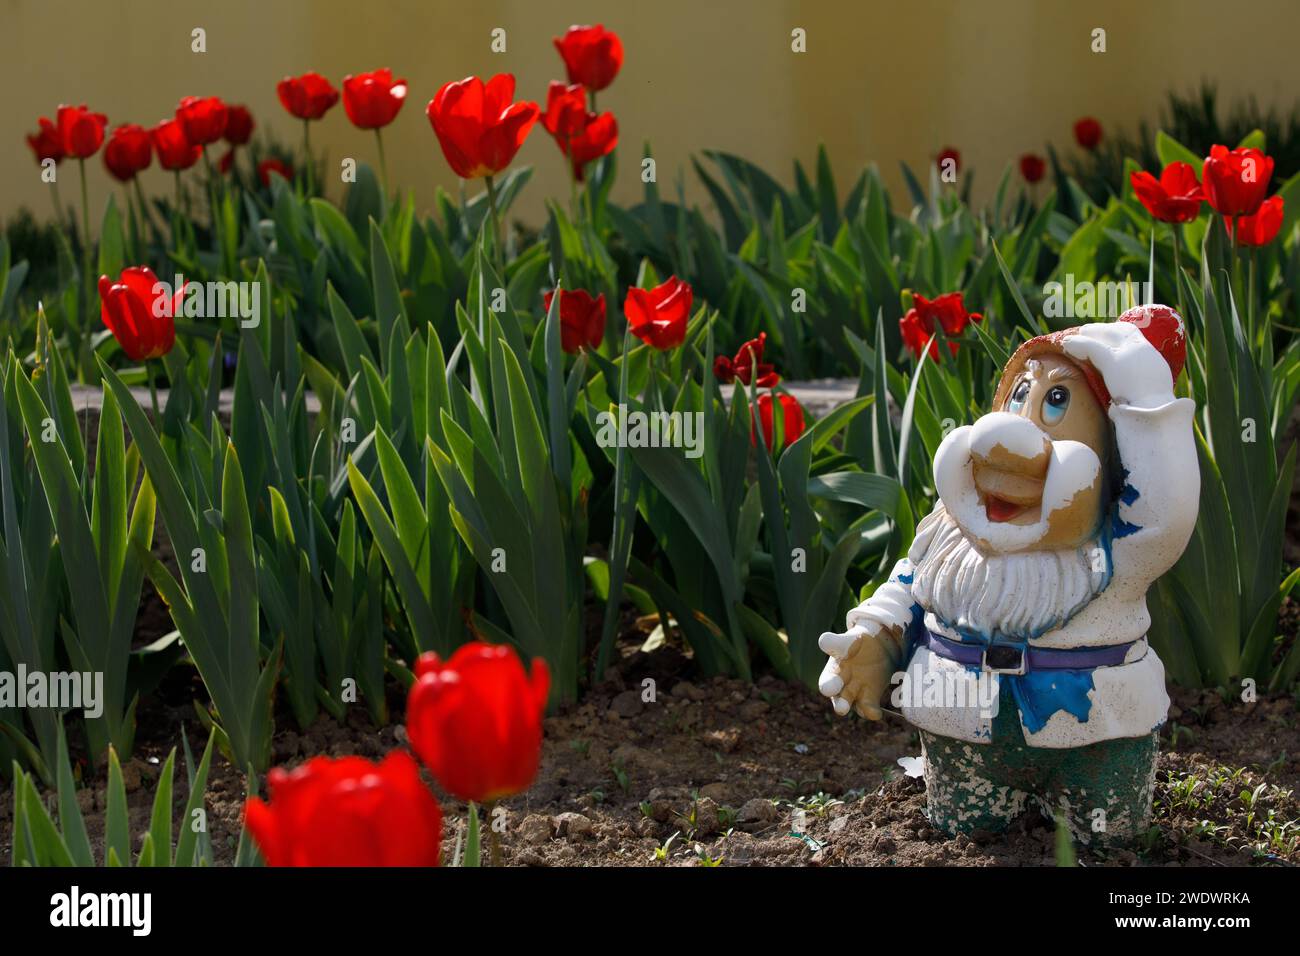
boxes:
[981,641,1026,675]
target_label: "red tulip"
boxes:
[1202,145,1274,217]
[98,266,179,361]
[218,149,235,174]
[426,74,538,180]
[258,158,294,187]
[625,277,693,350]
[343,68,408,130]
[1019,153,1046,184]
[900,291,982,361]
[1074,117,1102,151]
[406,642,549,804]
[752,393,806,451]
[936,147,961,175]
[544,288,605,353]
[553,24,624,92]
[102,124,152,182]
[26,117,64,165]
[176,96,227,146]
[1130,162,1203,223]
[277,72,340,121]
[56,104,108,159]
[150,119,202,171]
[541,82,617,180]
[1228,195,1284,247]
[714,332,780,387]
[223,105,254,146]
[244,752,442,867]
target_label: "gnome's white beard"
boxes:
[909,505,1109,641]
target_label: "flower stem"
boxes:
[78,158,93,375]
[147,361,161,425]
[485,174,503,265]
[374,128,390,203]
[303,119,313,196]
[1170,223,1186,321]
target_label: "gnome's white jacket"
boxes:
[847,324,1199,748]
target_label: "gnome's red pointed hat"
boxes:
[992,304,1187,410]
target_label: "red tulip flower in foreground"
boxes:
[1019,153,1046,184]
[406,643,549,805]
[714,332,780,387]
[98,266,180,361]
[544,288,606,353]
[176,96,228,147]
[223,105,255,146]
[151,119,202,171]
[244,752,442,867]
[541,82,618,181]
[1074,117,1102,151]
[343,68,408,129]
[1228,194,1284,247]
[103,124,152,182]
[426,74,539,180]
[277,72,340,120]
[1130,162,1203,223]
[57,104,108,159]
[554,24,624,93]
[258,158,294,188]
[26,117,64,165]
[1202,145,1274,218]
[753,393,806,451]
[900,291,983,361]
[625,277,693,350]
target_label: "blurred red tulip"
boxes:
[26,117,64,165]
[553,24,624,92]
[1228,194,1284,246]
[244,752,442,867]
[544,288,605,353]
[57,104,108,159]
[900,291,982,361]
[1202,145,1274,217]
[426,74,538,180]
[277,72,340,120]
[1074,117,1102,150]
[541,82,617,180]
[714,332,780,387]
[1019,153,1046,184]
[151,119,202,171]
[343,68,408,129]
[625,276,693,350]
[406,643,549,804]
[1130,162,1204,223]
[176,96,227,146]
[936,146,961,175]
[98,266,179,361]
[258,158,294,187]
[223,104,254,146]
[753,393,806,451]
[103,124,152,182]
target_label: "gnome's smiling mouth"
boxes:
[972,462,1044,523]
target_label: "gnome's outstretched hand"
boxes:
[818,624,901,720]
[1061,320,1177,409]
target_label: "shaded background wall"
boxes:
[4,0,1300,229]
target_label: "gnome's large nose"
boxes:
[969,412,1051,515]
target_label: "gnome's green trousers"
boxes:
[917,703,1159,846]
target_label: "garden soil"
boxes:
[3,612,1297,868]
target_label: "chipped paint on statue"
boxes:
[819,306,1198,844]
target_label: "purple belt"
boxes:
[925,630,1135,674]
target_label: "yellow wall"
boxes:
[4,0,1300,230]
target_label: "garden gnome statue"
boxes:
[819,305,1198,845]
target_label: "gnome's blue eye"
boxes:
[1008,380,1030,413]
[1042,385,1070,424]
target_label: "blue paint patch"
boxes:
[1119,483,1140,506]
[897,572,913,585]
[1112,515,1142,538]
[1007,670,1095,733]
